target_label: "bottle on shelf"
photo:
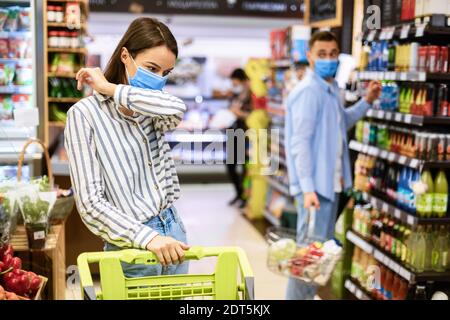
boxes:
[424,224,434,272]
[412,225,427,273]
[431,225,449,272]
[416,170,434,218]
[433,171,448,218]
[414,285,428,300]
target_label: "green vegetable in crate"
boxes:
[20,196,50,224]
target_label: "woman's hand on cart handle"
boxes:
[146,235,190,266]
[304,192,321,210]
[76,67,117,96]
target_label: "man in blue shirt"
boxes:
[285,31,381,300]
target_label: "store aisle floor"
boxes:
[66,184,288,300]
[176,184,288,300]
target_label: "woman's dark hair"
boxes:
[230,68,249,81]
[308,31,338,49]
[104,17,178,84]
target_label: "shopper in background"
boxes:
[284,31,381,300]
[226,68,253,208]
[65,17,190,278]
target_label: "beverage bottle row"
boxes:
[355,120,450,161]
[355,153,449,217]
[351,247,409,300]
[352,202,450,273]
[362,41,449,74]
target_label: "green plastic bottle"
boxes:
[424,225,434,272]
[431,225,449,272]
[416,170,434,218]
[433,171,448,218]
[414,225,427,273]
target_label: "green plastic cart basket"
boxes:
[77,246,254,300]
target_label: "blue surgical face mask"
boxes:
[314,59,339,79]
[126,56,168,90]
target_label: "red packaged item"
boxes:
[439,46,449,73]
[270,29,288,61]
[427,46,440,73]
[418,46,428,72]
[408,0,415,20]
[423,84,435,117]
[0,38,8,58]
[437,84,449,117]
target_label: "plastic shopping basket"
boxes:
[266,208,343,286]
[77,246,254,300]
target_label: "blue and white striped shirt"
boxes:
[65,84,186,249]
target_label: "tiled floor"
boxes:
[66,183,288,300]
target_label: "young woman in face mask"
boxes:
[65,17,190,278]
[226,68,253,208]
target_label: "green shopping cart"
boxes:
[77,246,254,300]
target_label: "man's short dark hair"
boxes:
[308,31,338,49]
[230,68,249,81]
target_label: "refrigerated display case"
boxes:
[0,0,42,180]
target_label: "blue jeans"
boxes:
[104,206,189,278]
[286,193,340,300]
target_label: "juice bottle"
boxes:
[407,226,418,267]
[424,224,434,271]
[433,170,448,218]
[391,275,401,300]
[396,224,406,259]
[416,170,434,218]
[414,225,427,273]
[431,225,449,272]
[397,280,409,300]
[351,247,361,280]
[401,227,411,263]
[391,220,400,256]
[384,269,394,300]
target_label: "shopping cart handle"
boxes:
[119,246,212,264]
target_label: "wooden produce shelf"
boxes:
[10,223,67,300]
[47,22,87,31]
[47,47,87,54]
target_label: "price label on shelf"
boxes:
[407,215,416,226]
[386,112,394,120]
[367,30,377,42]
[415,23,426,37]
[386,27,396,40]
[400,72,408,81]
[400,24,411,39]
[394,209,401,219]
[382,202,389,212]
[380,150,388,159]
[404,114,412,124]
[398,156,407,165]
[356,290,363,300]
[377,110,385,118]
[399,267,412,282]
[410,159,420,169]
[388,152,396,162]
[395,113,403,122]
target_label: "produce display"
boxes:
[0,244,43,299]
[268,238,343,286]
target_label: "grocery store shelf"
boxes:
[264,208,281,227]
[356,71,450,82]
[361,192,450,227]
[266,176,291,197]
[0,85,33,94]
[347,230,450,283]
[51,158,70,176]
[349,140,450,170]
[366,109,450,127]
[271,59,291,68]
[47,22,86,30]
[47,72,77,78]
[345,279,372,300]
[47,47,87,54]
[0,152,42,163]
[48,97,81,103]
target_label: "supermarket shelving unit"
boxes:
[0,0,42,178]
[347,14,450,300]
[43,0,89,150]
